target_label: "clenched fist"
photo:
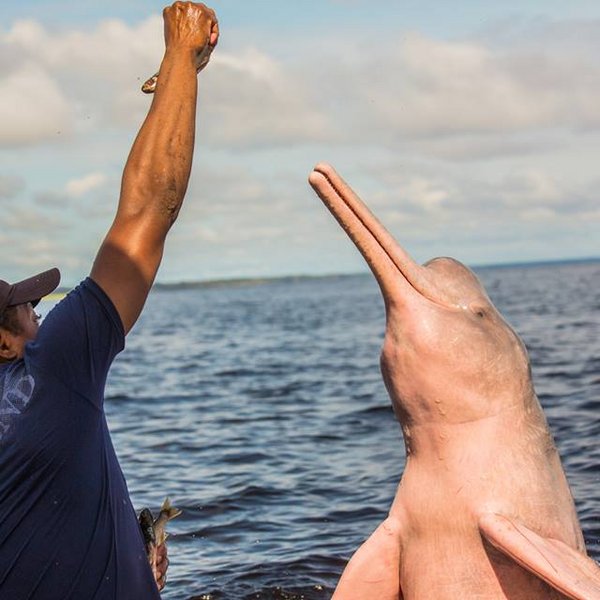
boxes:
[142,2,219,94]
[163,2,219,56]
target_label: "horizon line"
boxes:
[96,255,600,292]
[53,255,599,293]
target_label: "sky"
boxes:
[1,1,599,286]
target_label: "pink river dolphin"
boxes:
[309,163,600,600]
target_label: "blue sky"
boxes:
[1,1,599,285]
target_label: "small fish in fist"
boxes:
[163,1,219,63]
[142,2,219,93]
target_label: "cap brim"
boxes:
[10,268,61,307]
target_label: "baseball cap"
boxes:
[0,268,61,316]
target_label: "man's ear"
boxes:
[0,328,18,361]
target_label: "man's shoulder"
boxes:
[23,276,125,397]
[41,277,124,339]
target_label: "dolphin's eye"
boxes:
[468,304,487,318]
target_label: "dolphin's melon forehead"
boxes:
[422,257,489,307]
[423,256,470,272]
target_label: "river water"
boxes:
[56,259,599,599]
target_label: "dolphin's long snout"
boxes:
[309,163,441,306]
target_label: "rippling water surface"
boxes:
[65,260,599,599]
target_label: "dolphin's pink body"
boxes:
[309,163,600,600]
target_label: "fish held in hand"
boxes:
[138,497,182,578]
[141,1,219,94]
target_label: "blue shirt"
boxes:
[0,278,160,599]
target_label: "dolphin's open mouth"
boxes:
[309,163,443,306]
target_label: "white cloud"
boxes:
[199,49,332,147]
[402,177,451,212]
[0,17,330,148]
[312,30,600,147]
[65,172,107,197]
[2,17,163,82]
[394,34,558,133]
[3,15,600,153]
[0,61,71,145]
[0,17,162,145]
[357,160,599,235]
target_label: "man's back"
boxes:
[0,279,159,599]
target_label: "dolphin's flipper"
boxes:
[479,513,600,600]
[332,517,403,600]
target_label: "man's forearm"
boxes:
[118,48,199,234]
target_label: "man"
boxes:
[0,2,219,597]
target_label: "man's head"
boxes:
[0,268,61,362]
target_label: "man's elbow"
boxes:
[160,179,185,225]
[118,181,185,229]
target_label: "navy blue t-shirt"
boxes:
[0,278,160,599]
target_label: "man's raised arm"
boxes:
[91,1,219,334]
